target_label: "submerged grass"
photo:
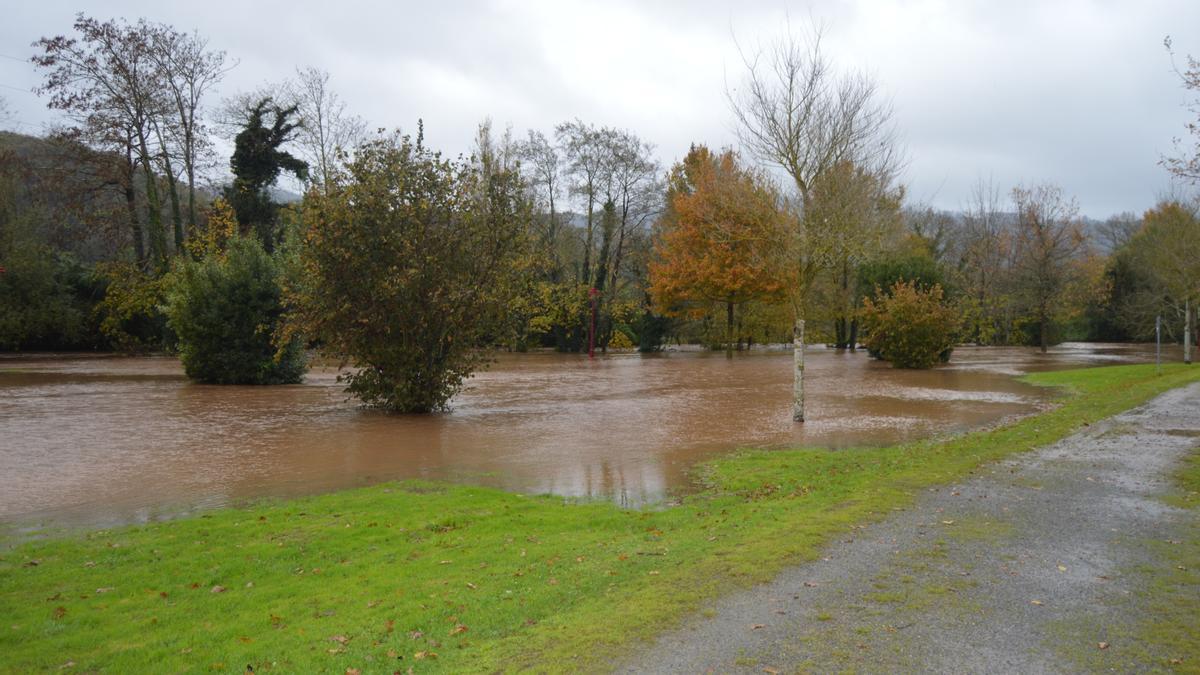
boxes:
[1,363,1198,673]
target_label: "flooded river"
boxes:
[0,343,1170,530]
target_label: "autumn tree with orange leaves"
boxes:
[650,146,787,356]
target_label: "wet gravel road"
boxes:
[618,383,1200,673]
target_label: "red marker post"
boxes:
[588,287,599,358]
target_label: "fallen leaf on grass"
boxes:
[1057,565,1067,572]
[95,587,114,594]
[58,661,75,670]
[450,624,468,636]
[52,606,67,619]
[346,669,361,675]
[762,668,780,674]
[1098,642,1109,650]
[327,648,344,655]
[466,582,477,590]
[413,651,437,660]
[408,631,423,640]
[751,624,765,630]
[1031,600,1044,606]
[803,582,818,588]
[941,520,955,525]
[330,635,350,645]
[211,586,226,594]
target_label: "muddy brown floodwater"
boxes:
[0,343,1172,531]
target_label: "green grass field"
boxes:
[2,363,1198,673]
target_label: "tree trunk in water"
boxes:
[848,318,859,352]
[1039,317,1048,353]
[1186,298,1193,365]
[725,301,734,358]
[792,318,805,422]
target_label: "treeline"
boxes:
[1,14,1198,404]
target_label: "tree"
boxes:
[556,119,610,286]
[1125,201,1200,363]
[1164,37,1200,183]
[164,235,305,384]
[650,145,787,356]
[33,14,173,269]
[1010,183,1087,352]
[293,66,365,194]
[225,98,308,251]
[860,281,960,368]
[288,128,531,412]
[951,177,1016,344]
[518,129,564,273]
[729,23,902,420]
[805,159,903,349]
[147,24,230,239]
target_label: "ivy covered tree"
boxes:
[226,98,308,251]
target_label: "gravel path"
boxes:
[618,383,1200,674]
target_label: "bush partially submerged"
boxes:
[164,236,305,384]
[288,131,530,412]
[860,280,960,369]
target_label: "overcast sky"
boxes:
[1,0,1198,218]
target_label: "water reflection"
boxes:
[0,343,1172,530]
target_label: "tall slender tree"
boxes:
[729,23,902,420]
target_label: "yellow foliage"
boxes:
[187,198,239,260]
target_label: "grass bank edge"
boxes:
[0,363,1196,674]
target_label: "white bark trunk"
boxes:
[793,318,805,422]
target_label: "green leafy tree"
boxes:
[860,280,960,369]
[163,236,305,384]
[226,98,308,251]
[289,129,531,412]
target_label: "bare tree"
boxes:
[293,66,365,194]
[556,119,612,285]
[518,129,563,275]
[955,177,1016,344]
[148,24,231,239]
[729,22,902,421]
[1163,37,1200,183]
